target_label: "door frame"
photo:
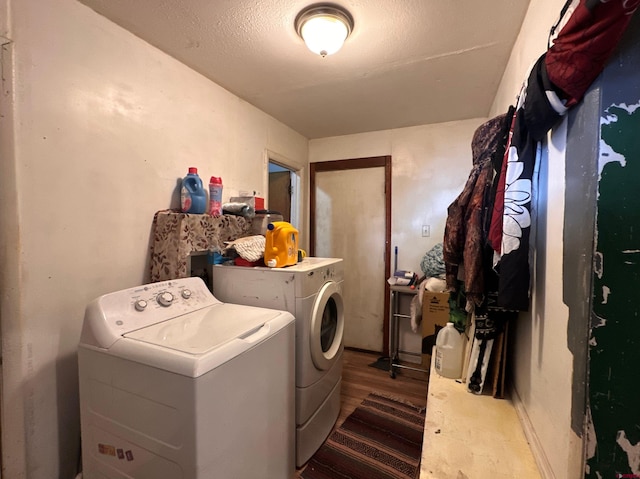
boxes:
[309,156,392,356]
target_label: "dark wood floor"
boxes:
[337,348,429,427]
[296,348,429,476]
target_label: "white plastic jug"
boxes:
[435,322,464,379]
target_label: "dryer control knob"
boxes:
[157,291,174,307]
[134,299,148,312]
[181,289,192,299]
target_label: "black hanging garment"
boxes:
[495,1,640,310]
[495,59,550,311]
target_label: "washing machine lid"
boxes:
[80,277,295,377]
[124,303,283,354]
[101,303,294,377]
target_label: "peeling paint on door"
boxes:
[586,18,640,477]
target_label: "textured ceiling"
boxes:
[78,0,531,139]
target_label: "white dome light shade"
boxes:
[301,15,348,56]
[295,5,354,57]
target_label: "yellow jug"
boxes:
[264,221,299,268]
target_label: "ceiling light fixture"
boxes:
[295,4,354,57]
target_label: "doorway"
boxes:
[310,156,391,355]
[268,163,292,221]
[268,158,300,230]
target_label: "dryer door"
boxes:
[309,281,344,371]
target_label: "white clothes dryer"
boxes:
[211,257,344,467]
[78,277,295,479]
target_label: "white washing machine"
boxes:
[78,277,295,479]
[211,257,344,467]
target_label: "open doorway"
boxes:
[268,156,300,230]
[268,162,292,222]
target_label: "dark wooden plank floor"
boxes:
[337,348,429,427]
[296,348,430,475]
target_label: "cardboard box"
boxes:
[230,195,265,210]
[421,291,450,367]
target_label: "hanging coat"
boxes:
[495,54,568,311]
[494,0,640,309]
[443,112,512,310]
[546,0,640,108]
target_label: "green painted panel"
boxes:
[588,104,640,478]
[587,17,640,478]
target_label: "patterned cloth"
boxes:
[489,2,639,310]
[420,242,445,278]
[150,210,250,282]
[443,112,512,310]
[224,235,266,262]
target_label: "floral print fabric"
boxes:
[495,100,538,311]
[445,1,639,314]
[150,210,250,282]
[420,242,446,278]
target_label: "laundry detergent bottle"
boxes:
[180,167,207,214]
[264,221,299,268]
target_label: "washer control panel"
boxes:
[81,277,219,349]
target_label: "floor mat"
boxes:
[300,392,426,479]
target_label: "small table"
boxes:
[149,210,250,282]
[389,285,429,378]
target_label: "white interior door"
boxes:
[314,167,386,352]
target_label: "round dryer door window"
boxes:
[310,281,344,371]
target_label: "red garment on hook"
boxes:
[546,0,640,107]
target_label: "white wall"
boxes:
[309,119,485,357]
[491,1,583,477]
[310,119,484,272]
[0,0,307,476]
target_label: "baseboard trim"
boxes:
[344,346,382,356]
[511,387,556,479]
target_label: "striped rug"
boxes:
[300,393,426,479]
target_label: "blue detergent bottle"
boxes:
[180,167,207,214]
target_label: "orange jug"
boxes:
[264,221,299,268]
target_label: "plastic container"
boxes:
[435,322,464,379]
[181,167,207,214]
[250,210,284,235]
[209,176,223,216]
[264,221,298,268]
